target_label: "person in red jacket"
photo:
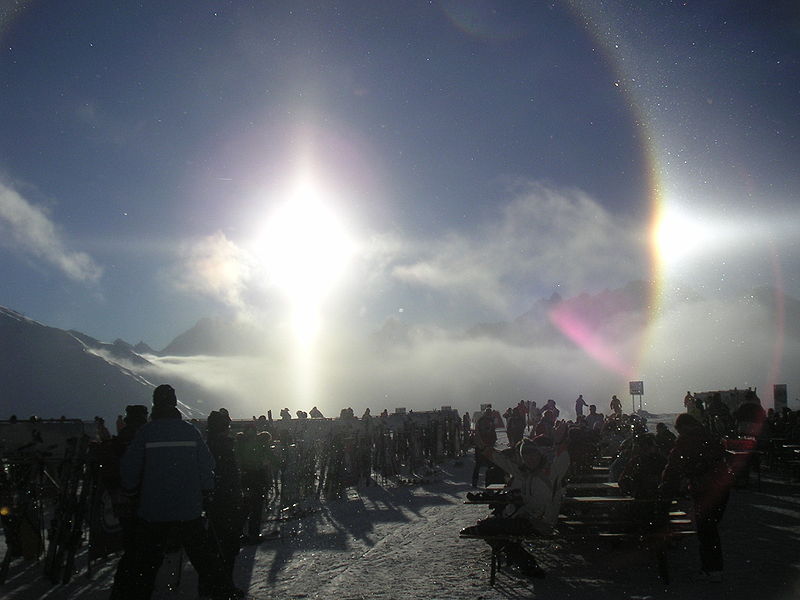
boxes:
[660,413,734,583]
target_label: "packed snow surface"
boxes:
[2,444,799,599]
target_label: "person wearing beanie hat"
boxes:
[151,384,179,415]
[107,403,149,600]
[207,410,231,436]
[206,410,246,596]
[117,385,231,599]
[124,405,148,426]
[235,426,278,544]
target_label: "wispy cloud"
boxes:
[0,181,103,283]
[391,183,648,314]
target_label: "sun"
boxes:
[254,176,355,324]
[251,172,356,408]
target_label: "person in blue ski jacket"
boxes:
[117,384,232,600]
[121,395,214,522]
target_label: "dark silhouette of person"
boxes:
[660,413,734,582]
[575,394,588,418]
[506,406,526,447]
[654,422,677,456]
[206,410,246,597]
[235,426,276,543]
[610,395,622,417]
[118,385,228,599]
[472,408,497,488]
[108,405,149,600]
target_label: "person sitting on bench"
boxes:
[461,425,571,577]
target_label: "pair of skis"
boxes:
[43,435,91,584]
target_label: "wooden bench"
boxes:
[460,516,689,586]
[461,494,690,586]
[724,449,762,489]
[566,481,620,496]
[458,532,546,586]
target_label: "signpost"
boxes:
[629,380,644,413]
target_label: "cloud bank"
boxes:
[392,183,647,311]
[144,182,797,419]
[137,288,799,422]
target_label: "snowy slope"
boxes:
[0,306,153,420]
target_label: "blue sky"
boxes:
[1,2,799,413]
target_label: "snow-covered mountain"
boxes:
[0,306,153,420]
[67,330,152,367]
[160,316,274,356]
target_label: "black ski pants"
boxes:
[241,470,268,537]
[695,491,729,573]
[119,517,224,600]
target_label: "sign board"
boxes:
[629,381,644,395]
[394,408,406,415]
[441,406,452,412]
[774,384,788,411]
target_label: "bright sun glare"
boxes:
[259,188,353,299]
[255,177,355,341]
[653,203,705,267]
[253,174,356,409]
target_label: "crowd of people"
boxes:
[93,386,466,599]
[461,392,799,582]
[3,386,798,595]
[103,385,280,600]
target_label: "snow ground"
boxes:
[2,442,799,600]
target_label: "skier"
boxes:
[108,405,149,600]
[119,384,230,600]
[235,426,277,544]
[654,422,677,456]
[527,401,542,430]
[610,395,623,417]
[543,399,560,419]
[506,406,526,447]
[585,404,604,431]
[206,410,246,598]
[471,408,497,488]
[660,413,734,583]
[575,395,588,418]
